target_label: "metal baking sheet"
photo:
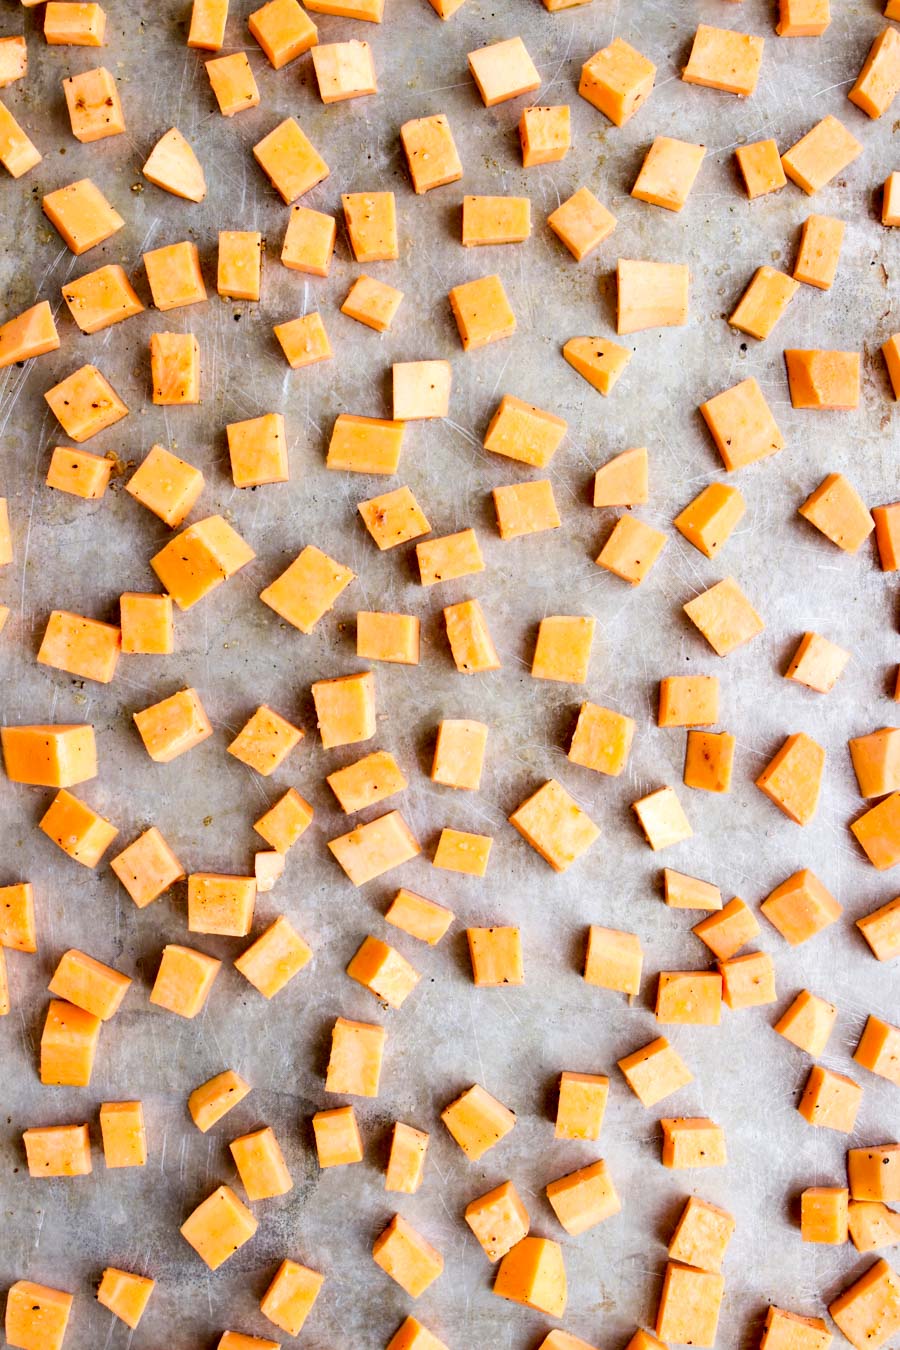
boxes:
[1,0,898,1345]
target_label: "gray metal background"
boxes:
[0,0,898,1345]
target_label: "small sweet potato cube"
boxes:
[347,935,420,1007]
[97,1268,155,1330]
[444,599,500,673]
[719,950,776,1008]
[848,28,900,119]
[341,274,403,331]
[330,810,419,884]
[684,576,764,655]
[656,1261,724,1347]
[46,446,112,499]
[260,1261,324,1337]
[449,274,516,350]
[2,723,97,788]
[465,1180,529,1261]
[385,1121,428,1192]
[777,0,831,35]
[853,1015,900,1086]
[392,360,451,420]
[782,115,862,194]
[484,394,567,467]
[509,778,599,871]
[152,515,254,607]
[48,948,130,1020]
[230,1125,292,1200]
[829,1260,900,1350]
[597,515,667,584]
[579,37,655,126]
[852,794,900,869]
[253,117,329,204]
[568,702,635,777]
[0,882,36,951]
[343,191,397,262]
[328,749,405,813]
[618,1036,692,1106]
[400,114,462,193]
[546,1159,620,1236]
[248,0,317,68]
[0,100,40,177]
[548,186,616,262]
[848,1147,900,1202]
[531,616,594,683]
[385,889,454,945]
[669,1197,734,1272]
[313,1105,363,1168]
[206,52,260,115]
[693,897,759,960]
[785,631,849,692]
[45,363,128,442]
[143,241,206,311]
[884,172,900,225]
[798,1064,862,1131]
[682,24,764,96]
[467,926,522,987]
[100,1101,146,1168]
[417,528,483,587]
[849,727,900,798]
[40,997,101,1085]
[494,480,561,541]
[799,472,873,550]
[774,989,837,1056]
[37,609,121,684]
[735,139,786,198]
[761,1309,832,1350]
[274,312,332,368]
[801,1187,849,1244]
[673,483,745,558]
[311,40,376,103]
[468,36,540,106]
[110,827,183,907]
[555,1072,608,1140]
[134,687,212,762]
[730,267,799,341]
[493,1237,567,1317]
[441,1083,515,1160]
[23,1124,92,1177]
[661,1117,727,1168]
[43,178,123,254]
[848,1200,900,1252]
[311,671,375,748]
[373,1216,443,1299]
[699,376,784,470]
[218,230,262,300]
[5,1282,73,1350]
[327,413,404,473]
[656,970,722,1025]
[357,611,419,665]
[633,786,692,850]
[584,926,643,994]
[632,136,705,212]
[150,332,200,405]
[433,828,492,876]
[664,870,722,910]
[150,944,220,1017]
[857,896,900,957]
[432,719,487,790]
[761,868,841,944]
[519,105,569,167]
[0,300,60,367]
[617,259,688,334]
[142,128,206,202]
[658,675,719,727]
[63,66,125,142]
[40,788,117,866]
[188,873,256,937]
[787,353,860,411]
[126,444,204,528]
[0,34,27,82]
[188,0,228,50]
[794,213,845,288]
[188,1069,251,1132]
[756,732,825,824]
[873,502,900,569]
[228,704,302,775]
[181,1186,257,1269]
[326,1016,385,1096]
[684,731,735,793]
[235,915,312,998]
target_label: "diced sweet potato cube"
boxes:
[656,1261,724,1347]
[785,631,849,692]
[274,312,332,368]
[143,241,206,311]
[61,264,143,335]
[386,1318,449,1350]
[180,1185,257,1269]
[673,483,745,558]
[761,868,841,944]
[449,274,516,350]
[234,915,312,998]
[327,749,405,813]
[584,925,643,994]
[217,230,262,302]
[0,35,27,83]
[777,0,831,34]
[188,0,228,50]
[532,616,594,683]
[546,1158,620,1236]
[555,1072,608,1140]
[444,598,500,673]
[228,705,302,776]
[683,731,735,793]
[466,1181,529,1261]
[143,127,206,202]
[254,849,284,893]
[633,786,692,850]
[699,376,784,470]
[206,52,260,116]
[327,413,405,472]
[735,139,786,198]
[5,1281,73,1350]
[669,1197,734,1272]
[579,37,655,126]
[63,66,124,142]
[848,1201,900,1253]
[110,827,183,907]
[400,114,462,193]
[548,186,616,262]
[884,172,900,225]
[773,989,837,1056]
[45,363,128,442]
[853,1015,900,1085]
[330,811,419,884]
[41,997,100,1084]
[313,1104,363,1168]
[385,889,454,945]
[249,0,317,68]
[347,934,419,1006]
[849,727,900,798]
[682,24,763,95]
[188,873,256,937]
[126,444,204,528]
[664,870,722,911]
[761,1308,832,1350]
[43,177,123,254]
[632,136,705,212]
[392,361,451,420]
[617,259,689,334]
[230,1125,292,1200]
[373,1215,443,1299]
[311,39,376,103]
[693,897,759,960]
[189,1069,251,1132]
[782,115,862,194]
[849,1147,900,1202]
[800,1186,849,1244]
[857,896,900,958]
[39,788,117,866]
[656,970,722,1025]
[312,671,375,749]
[385,1120,428,1192]
[597,515,667,584]
[618,1036,693,1107]
[684,577,764,655]
[0,99,41,177]
[756,732,825,825]
[461,193,531,247]
[828,1260,900,1350]
[253,117,329,204]
[151,331,201,406]
[852,794,900,869]
[873,502,900,568]
[658,675,719,727]
[787,351,860,411]
[442,1082,515,1159]
[730,267,799,341]
[46,446,112,499]
[260,1261,323,1336]
[23,1123,91,1177]
[2,723,96,788]
[593,446,648,507]
[97,1268,154,1330]
[484,393,567,467]
[848,28,900,119]
[794,214,845,288]
[433,827,492,876]
[568,702,635,777]
[509,778,599,871]
[493,1237,567,1316]
[0,300,59,368]
[0,881,36,952]
[100,1101,146,1168]
[417,528,483,587]
[48,948,130,1020]
[325,1016,385,1096]
[37,610,120,684]
[151,516,254,608]
[134,687,212,762]
[357,611,419,665]
[799,472,873,553]
[661,1117,727,1168]
[150,944,220,1017]
[467,926,522,987]
[343,191,397,262]
[719,950,776,1008]
[431,719,487,790]
[467,36,540,106]
[798,1064,862,1131]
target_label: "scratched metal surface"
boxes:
[0,0,898,1345]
